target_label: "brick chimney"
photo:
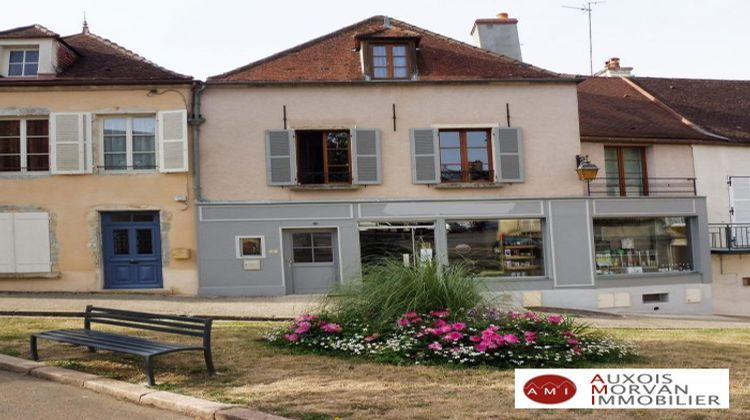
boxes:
[471,12,522,61]
[594,57,634,77]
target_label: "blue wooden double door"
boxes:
[102,211,163,289]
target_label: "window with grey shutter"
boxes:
[493,127,524,182]
[410,128,439,184]
[352,128,381,184]
[265,130,296,185]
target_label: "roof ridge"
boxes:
[388,17,562,78]
[63,31,190,79]
[0,24,59,38]
[621,76,730,141]
[209,15,385,80]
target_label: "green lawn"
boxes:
[1,317,747,419]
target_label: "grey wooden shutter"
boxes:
[410,128,440,184]
[493,127,524,182]
[265,130,296,185]
[158,110,189,173]
[50,113,90,174]
[351,128,381,184]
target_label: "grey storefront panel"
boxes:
[197,197,711,298]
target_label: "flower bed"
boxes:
[266,308,637,367]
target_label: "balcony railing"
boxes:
[586,177,697,197]
[709,223,750,252]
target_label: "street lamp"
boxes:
[575,155,599,181]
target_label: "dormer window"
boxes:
[8,49,39,76]
[370,44,410,79]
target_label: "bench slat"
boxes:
[34,330,196,356]
[88,306,209,324]
[87,312,206,331]
[88,318,206,337]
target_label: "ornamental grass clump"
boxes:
[321,260,487,329]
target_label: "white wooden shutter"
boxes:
[730,177,750,223]
[493,127,524,183]
[351,128,381,185]
[410,128,440,184]
[0,214,14,273]
[50,113,90,174]
[158,110,189,173]
[266,130,296,186]
[12,212,51,273]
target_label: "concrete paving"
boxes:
[0,369,190,420]
[0,291,748,328]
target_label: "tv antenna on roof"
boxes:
[563,1,605,75]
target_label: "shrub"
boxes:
[265,309,637,367]
[321,260,487,329]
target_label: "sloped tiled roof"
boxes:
[577,77,717,142]
[0,24,191,84]
[632,77,750,143]
[210,15,567,83]
[0,24,58,39]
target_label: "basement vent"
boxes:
[642,293,669,304]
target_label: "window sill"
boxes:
[0,272,60,280]
[596,271,701,280]
[432,182,506,189]
[288,184,362,191]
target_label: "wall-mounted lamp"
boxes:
[575,154,599,181]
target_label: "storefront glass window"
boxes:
[447,219,544,277]
[594,217,692,275]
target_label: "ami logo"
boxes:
[523,375,577,404]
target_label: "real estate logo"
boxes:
[515,369,729,409]
[523,374,577,404]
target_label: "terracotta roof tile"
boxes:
[577,77,716,141]
[0,24,58,39]
[632,77,750,143]
[210,15,565,82]
[0,24,190,84]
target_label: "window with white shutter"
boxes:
[50,113,92,174]
[158,110,189,173]
[0,212,51,273]
[492,127,524,183]
[730,177,750,223]
[352,128,381,185]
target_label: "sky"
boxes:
[4,0,749,80]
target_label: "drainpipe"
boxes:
[189,81,207,201]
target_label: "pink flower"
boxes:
[284,333,299,342]
[503,334,519,344]
[397,318,410,327]
[475,342,489,352]
[443,331,464,341]
[423,327,437,335]
[524,311,540,321]
[411,317,423,323]
[507,311,522,319]
[523,331,537,344]
[432,319,448,328]
[294,321,311,334]
[430,309,451,318]
[451,322,467,331]
[562,331,575,337]
[428,342,443,350]
[404,311,418,318]
[364,333,381,342]
[436,325,453,334]
[547,315,564,325]
[469,335,482,343]
[321,323,342,333]
[572,345,582,354]
[295,314,318,322]
[566,338,579,345]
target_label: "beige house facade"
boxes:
[195,16,712,314]
[0,25,197,294]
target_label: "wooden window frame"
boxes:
[0,118,49,173]
[366,42,413,80]
[605,146,649,196]
[438,128,494,183]
[101,116,157,172]
[8,49,39,77]
[295,130,353,185]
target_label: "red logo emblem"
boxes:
[523,375,577,404]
